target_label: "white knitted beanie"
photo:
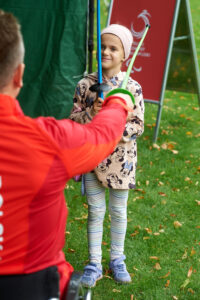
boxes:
[101,24,133,60]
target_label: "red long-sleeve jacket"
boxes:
[0,94,127,298]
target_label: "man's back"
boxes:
[0,94,69,274]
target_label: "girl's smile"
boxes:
[101,33,125,78]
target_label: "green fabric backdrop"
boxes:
[0,0,88,118]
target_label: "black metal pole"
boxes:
[88,0,94,73]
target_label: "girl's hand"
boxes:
[93,97,103,114]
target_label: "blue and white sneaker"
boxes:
[109,255,131,283]
[81,263,103,288]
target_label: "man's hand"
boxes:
[113,93,134,122]
[114,93,134,110]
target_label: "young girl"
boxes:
[69,24,144,287]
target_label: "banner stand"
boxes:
[153,0,200,142]
[152,0,181,142]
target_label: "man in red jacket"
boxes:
[0,9,132,300]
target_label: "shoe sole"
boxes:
[109,267,131,284]
[81,275,103,288]
[114,278,132,284]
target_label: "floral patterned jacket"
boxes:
[69,71,144,189]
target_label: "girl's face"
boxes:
[101,33,125,74]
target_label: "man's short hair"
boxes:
[0,10,25,89]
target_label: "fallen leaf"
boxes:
[171,150,179,154]
[67,248,75,253]
[172,296,178,300]
[154,263,161,270]
[174,221,182,228]
[185,160,191,164]
[167,143,175,150]
[195,200,200,205]
[143,237,150,240]
[187,266,193,278]
[135,189,146,193]
[182,249,188,259]
[172,188,180,192]
[112,289,121,293]
[159,192,167,197]
[153,143,160,150]
[170,213,176,217]
[161,129,169,135]
[159,271,170,279]
[74,214,88,220]
[145,228,152,234]
[135,225,141,230]
[143,136,149,140]
[130,230,139,237]
[133,196,144,201]
[188,288,195,294]
[165,280,170,288]
[180,278,190,289]
[104,275,112,279]
[161,143,168,150]
[150,256,159,260]
[190,248,196,256]
[185,177,191,181]
[65,184,75,190]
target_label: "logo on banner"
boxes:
[126,10,151,74]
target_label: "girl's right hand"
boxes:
[93,97,104,114]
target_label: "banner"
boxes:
[108,0,200,141]
[108,0,177,102]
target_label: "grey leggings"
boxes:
[85,172,129,265]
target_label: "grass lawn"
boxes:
[64,1,200,299]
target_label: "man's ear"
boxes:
[13,63,25,88]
